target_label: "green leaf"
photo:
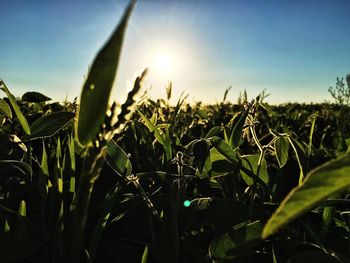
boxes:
[209,136,238,165]
[0,98,12,118]
[28,111,75,140]
[229,108,248,149]
[141,244,149,263]
[274,136,290,168]
[138,110,165,144]
[18,200,26,217]
[22,91,51,102]
[210,148,236,177]
[262,154,350,239]
[41,142,49,179]
[241,154,269,186]
[138,110,172,162]
[205,126,222,139]
[192,139,210,173]
[1,82,31,135]
[209,221,264,263]
[77,1,135,146]
[106,139,132,177]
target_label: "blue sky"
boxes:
[1,0,350,104]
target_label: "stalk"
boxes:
[68,147,106,263]
[171,152,185,263]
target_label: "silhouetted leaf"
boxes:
[209,221,264,263]
[77,1,135,146]
[0,160,32,178]
[22,91,51,102]
[263,154,350,238]
[193,139,210,173]
[229,108,248,149]
[28,111,75,140]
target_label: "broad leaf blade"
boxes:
[0,98,12,118]
[263,154,350,239]
[77,1,135,146]
[22,91,51,102]
[209,136,238,165]
[29,111,75,140]
[209,221,264,262]
[274,136,290,168]
[106,139,132,177]
[241,154,269,186]
[192,139,210,173]
[1,82,31,135]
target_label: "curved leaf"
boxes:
[241,154,269,186]
[0,98,12,118]
[209,221,264,263]
[274,136,290,168]
[77,1,135,146]
[0,160,33,178]
[28,111,75,140]
[1,81,31,135]
[138,110,172,162]
[209,136,238,165]
[106,139,132,177]
[229,108,249,149]
[22,91,51,102]
[193,139,210,173]
[263,154,350,239]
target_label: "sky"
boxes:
[1,0,350,104]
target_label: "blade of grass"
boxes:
[76,1,135,146]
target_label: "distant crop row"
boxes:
[0,2,349,263]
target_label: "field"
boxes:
[1,2,350,263]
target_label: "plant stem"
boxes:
[68,149,106,263]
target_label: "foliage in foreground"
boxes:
[1,2,350,263]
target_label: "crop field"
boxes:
[1,2,350,263]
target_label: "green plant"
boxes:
[328,74,350,105]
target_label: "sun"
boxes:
[153,52,173,72]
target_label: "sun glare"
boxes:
[154,53,171,72]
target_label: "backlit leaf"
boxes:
[106,139,132,177]
[263,154,350,239]
[1,82,31,135]
[77,1,135,146]
[209,136,238,165]
[29,111,75,140]
[0,98,12,118]
[274,136,290,168]
[241,154,269,186]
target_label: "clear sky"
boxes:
[1,0,350,104]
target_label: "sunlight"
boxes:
[154,53,171,72]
